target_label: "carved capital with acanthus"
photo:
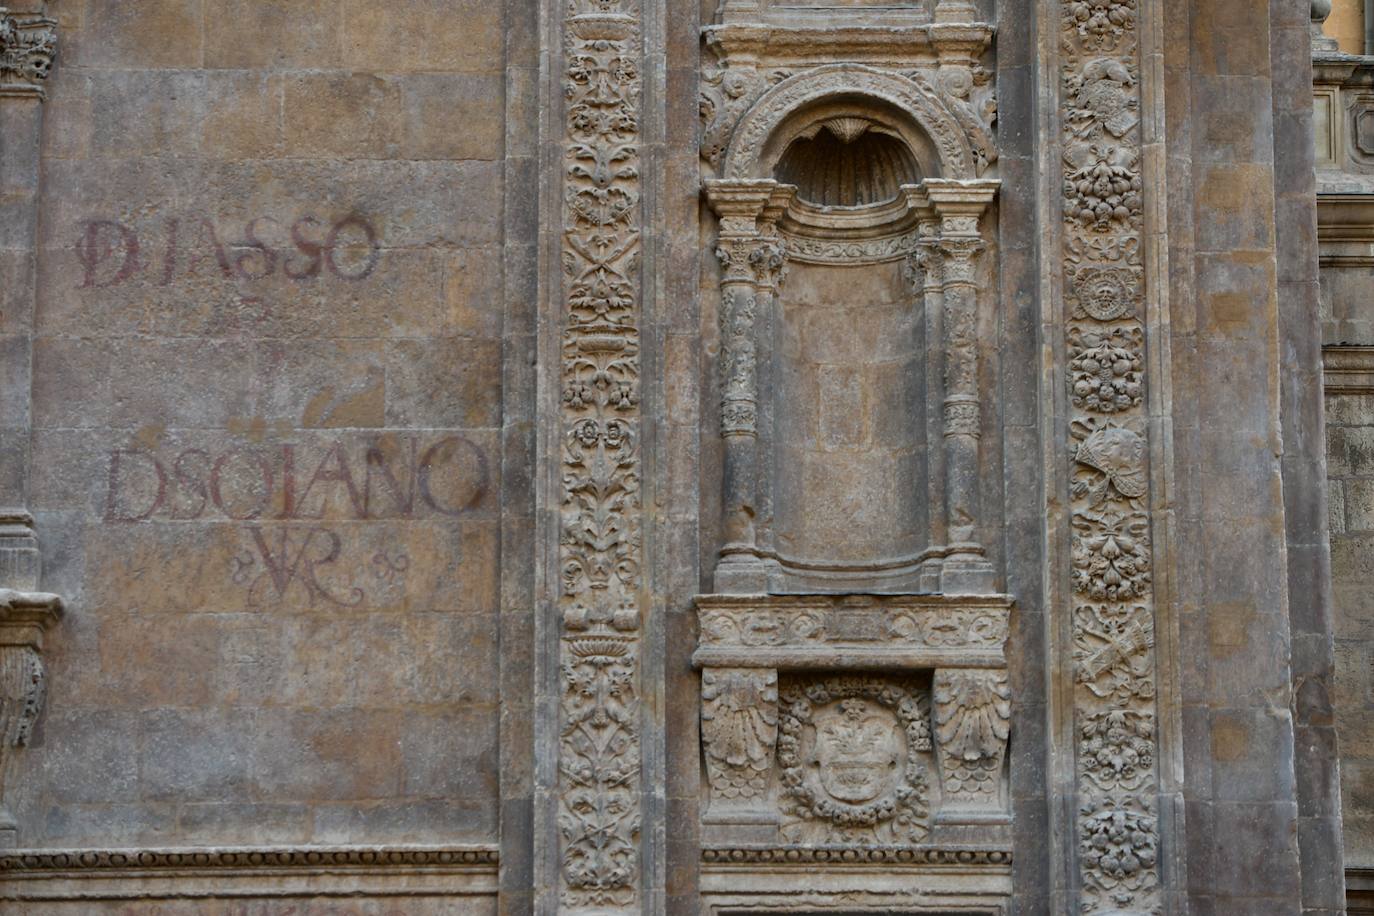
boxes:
[0,9,56,98]
[0,587,62,847]
[932,668,1010,823]
[701,667,778,824]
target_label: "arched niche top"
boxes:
[721,64,978,183]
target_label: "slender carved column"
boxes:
[0,583,61,848]
[905,189,948,593]
[0,11,60,852]
[704,180,790,593]
[931,668,1010,834]
[0,8,55,514]
[700,667,777,835]
[925,180,998,595]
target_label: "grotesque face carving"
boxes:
[811,698,901,803]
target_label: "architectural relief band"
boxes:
[1057,0,1165,910]
[555,0,646,908]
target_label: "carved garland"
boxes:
[1059,0,1162,910]
[776,677,932,844]
[557,0,644,907]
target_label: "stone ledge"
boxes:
[694,593,1012,670]
[0,845,498,901]
[1324,345,1374,393]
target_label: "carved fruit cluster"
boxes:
[1062,0,1161,910]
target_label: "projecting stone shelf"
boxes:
[692,593,1012,671]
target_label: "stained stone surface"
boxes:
[0,0,1359,914]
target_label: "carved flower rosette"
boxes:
[776,676,932,845]
[1060,0,1161,909]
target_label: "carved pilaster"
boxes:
[931,668,1009,830]
[1058,0,1165,910]
[0,9,55,98]
[0,587,61,849]
[701,667,777,831]
[555,0,645,908]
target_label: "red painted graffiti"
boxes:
[104,435,489,522]
[77,213,382,289]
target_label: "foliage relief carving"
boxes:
[558,0,644,905]
[1061,0,1163,908]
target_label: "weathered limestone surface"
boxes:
[0,0,1359,913]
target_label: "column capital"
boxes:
[0,10,56,99]
[705,178,796,237]
[924,178,1000,237]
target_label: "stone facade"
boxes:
[0,0,1363,914]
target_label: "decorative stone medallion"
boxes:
[777,676,932,844]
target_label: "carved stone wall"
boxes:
[0,1,1354,914]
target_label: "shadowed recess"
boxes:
[775,121,921,208]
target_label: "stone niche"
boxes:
[696,0,1011,910]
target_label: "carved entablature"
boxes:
[0,9,56,98]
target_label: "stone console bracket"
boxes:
[0,587,62,849]
[693,593,1012,845]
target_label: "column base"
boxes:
[713,551,774,594]
[940,552,997,595]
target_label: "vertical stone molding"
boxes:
[0,9,54,514]
[704,180,792,594]
[1057,0,1164,911]
[700,667,778,827]
[926,179,998,595]
[0,12,58,853]
[0,585,61,849]
[931,668,1010,825]
[555,0,645,908]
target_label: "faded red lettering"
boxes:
[210,450,274,520]
[104,449,166,521]
[77,220,140,288]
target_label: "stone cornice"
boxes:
[0,845,500,901]
[1323,345,1374,393]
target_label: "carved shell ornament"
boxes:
[1075,424,1147,503]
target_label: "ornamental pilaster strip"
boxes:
[1057,0,1166,910]
[556,0,646,908]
